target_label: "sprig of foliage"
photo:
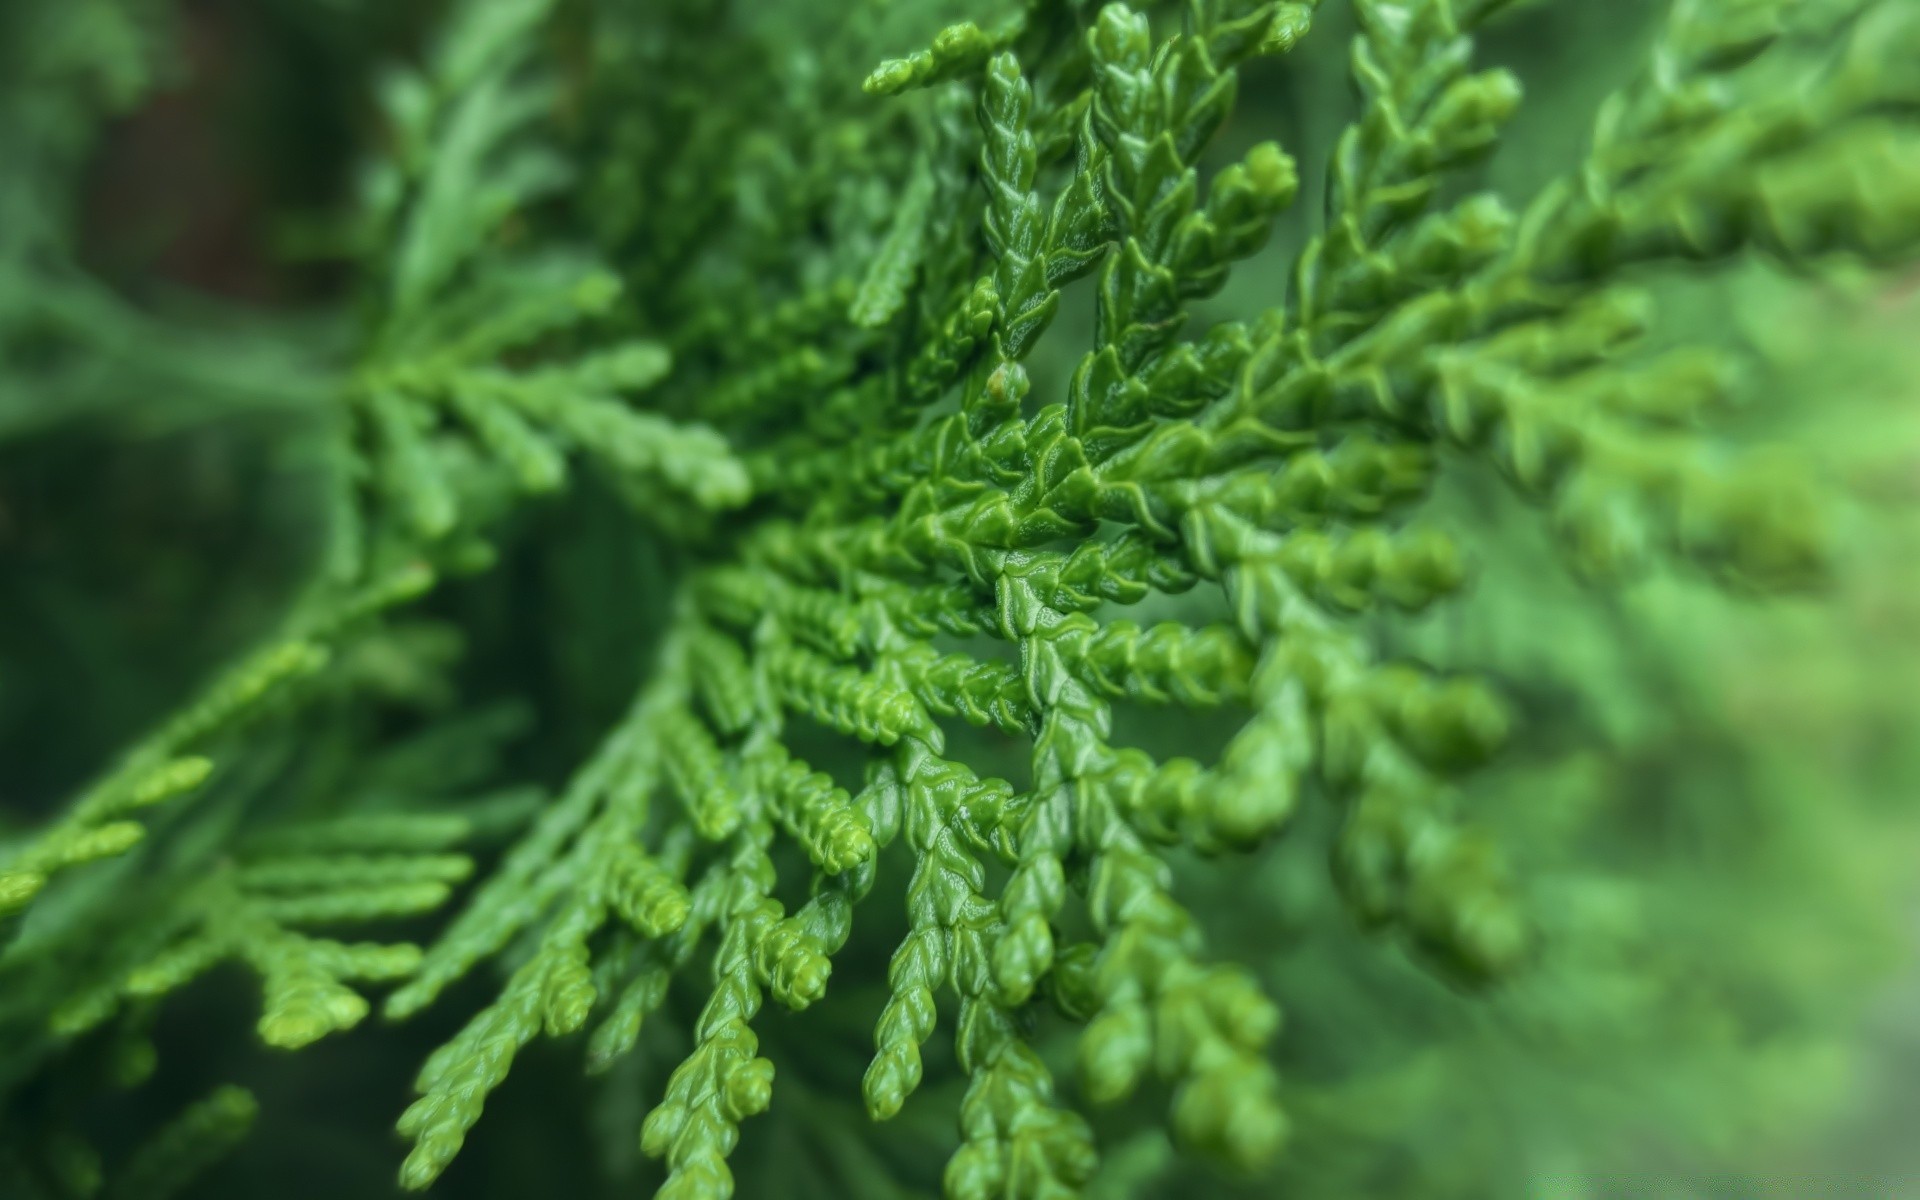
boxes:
[53,811,472,1050]
[0,564,432,927]
[1,1083,257,1200]
[338,0,747,575]
[370,0,1919,1195]
[2,0,1918,1196]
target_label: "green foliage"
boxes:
[2,0,1919,1197]
[2,1083,259,1200]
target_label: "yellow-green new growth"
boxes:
[52,813,472,1049]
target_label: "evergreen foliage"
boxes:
[2,0,1918,1197]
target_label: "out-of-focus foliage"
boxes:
[1,0,1917,1197]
